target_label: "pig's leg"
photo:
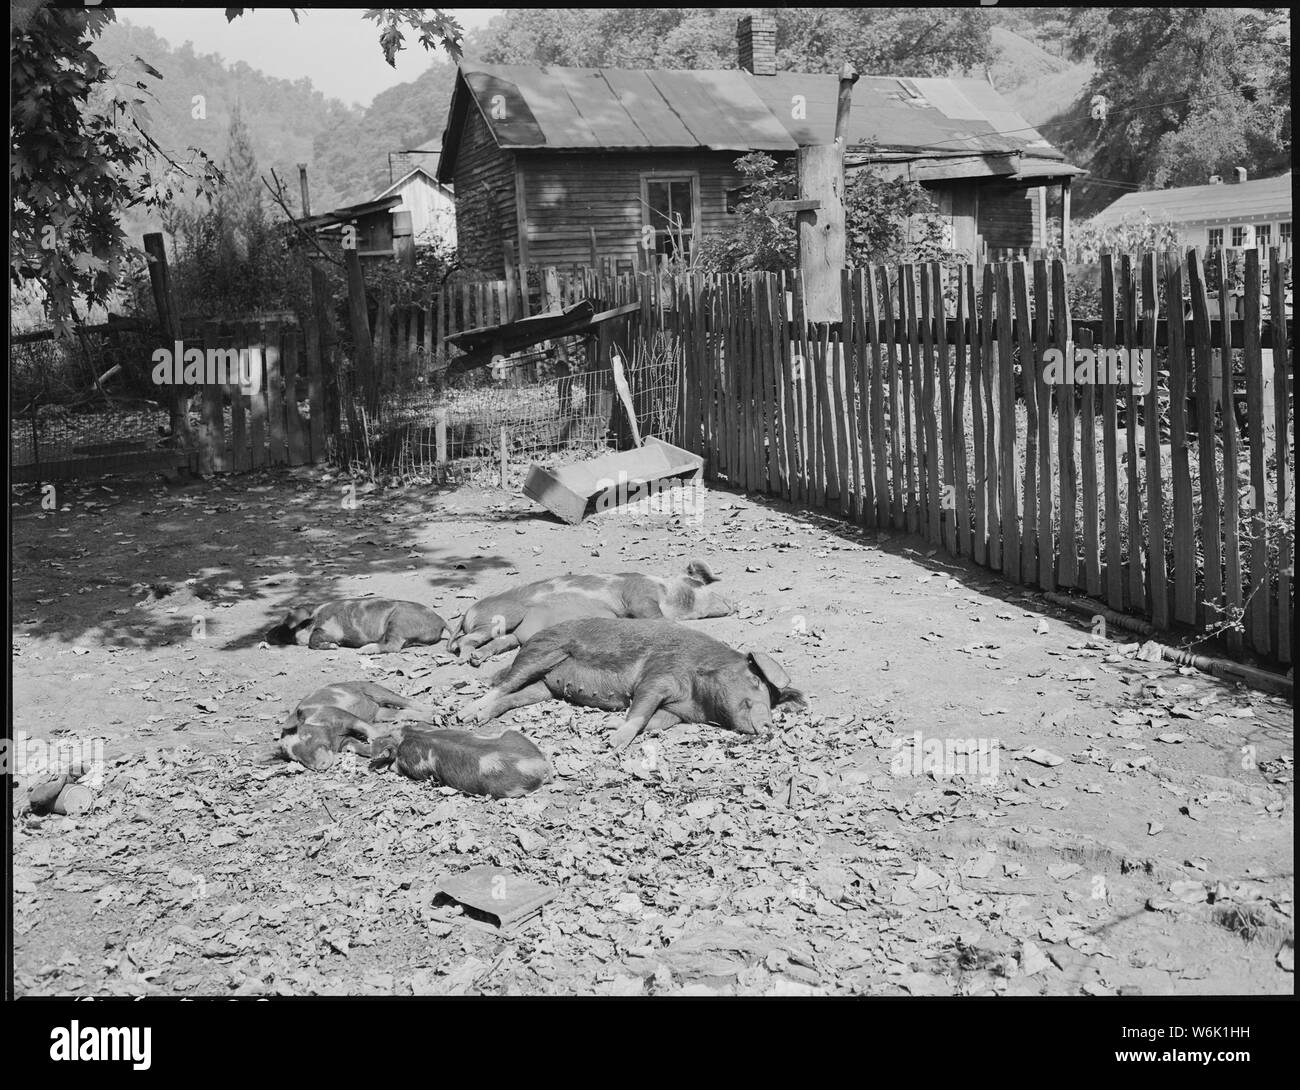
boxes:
[462,645,569,724]
[467,632,521,667]
[356,682,438,722]
[608,690,675,751]
[463,681,551,726]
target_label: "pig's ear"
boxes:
[775,686,807,710]
[747,651,790,691]
[686,559,719,584]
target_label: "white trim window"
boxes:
[1208,227,1224,248]
[1256,224,1272,248]
[1231,225,1250,248]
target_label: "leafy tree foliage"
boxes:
[474,8,993,75]
[695,153,960,273]
[1057,8,1290,202]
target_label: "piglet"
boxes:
[368,724,552,798]
[461,618,804,750]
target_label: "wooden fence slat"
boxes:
[980,265,1001,571]
[1242,249,1269,653]
[1100,256,1122,606]
[995,263,1020,581]
[968,266,988,564]
[753,275,769,495]
[1215,249,1242,652]
[283,329,308,466]
[197,322,220,475]
[867,267,890,528]
[933,264,956,553]
[901,266,921,534]
[1270,248,1292,663]
[1012,261,1037,579]
[951,265,973,557]
[304,313,326,464]
[1164,252,1196,624]
[837,271,857,519]
[1141,253,1168,629]
[1122,255,1145,613]
[1078,325,1101,599]
[775,273,795,501]
[920,265,943,544]
[815,322,835,508]
[852,269,875,525]
[1186,249,1222,626]
[265,325,288,466]
[1051,260,1077,588]
[228,335,249,473]
[245,323,267,469]
[1033,259,1055,591]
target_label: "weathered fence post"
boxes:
[143,232,194,454]
[344,247,378,418]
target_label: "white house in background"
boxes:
[375,165,457,249]
[1090,170,1292,252]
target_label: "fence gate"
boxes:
[186,320,327,473]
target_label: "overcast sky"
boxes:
[117,8,500,108]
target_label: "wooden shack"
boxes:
[437,16,1083,276]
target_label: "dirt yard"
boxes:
[11,467,1294,996]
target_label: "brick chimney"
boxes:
[737,13,777,76]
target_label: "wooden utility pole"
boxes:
[772,62,858,322]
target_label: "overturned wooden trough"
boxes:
[522,437,703,524]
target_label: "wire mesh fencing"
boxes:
[330,331,683,486]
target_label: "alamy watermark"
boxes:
[151,341,262,394]
[1040,346,1153,395]
[890,731,1000,786]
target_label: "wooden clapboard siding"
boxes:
[517,150,747,272]
[453,106,518,276]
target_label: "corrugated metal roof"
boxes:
[1091,174,1292,226]
[460,64,795,152]
[451,63,1058,159]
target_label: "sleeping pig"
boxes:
[368,724,552,798]
[460,618,805,750]
[447,560,734,664]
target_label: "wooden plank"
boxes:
[933,264,956,552]
[852,269,875,525]
[880,269,904,529]
[794,275,815,505]
[228,332,249,473]
[967,266,987,565]
[901,266,921,534]
[1270,248,1292,663]
[1186,249,1222,626]
[1051,260,1077,588]
[771,274,793,500]
[283,329,309,466]
[1012,261,1037,578]
[1078,320,1101,598]
[1241,249,1269,653]
[995,263,1019,581]
[1122,255,1146,614]
[751,274,767,494]
[1033,259,1054,591]
[919,265,942,543]
[304,312,327,463]
[196,322,219,475]
[1142,253,1169,629]
[1100,255,1122,607]
[950,265,972,557]
[980,265,1001,571]
[1214,250,1242,652]
[245,323,268,469]
[741,275,758,493]
[796,144,846,322]
[833,272,855,517]
[867,267,890,528]
[814,321,835,508]
[265,325,288,466]
[760,274,779,495]
[1164,252,1196,625]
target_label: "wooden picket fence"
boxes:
[668,249,1294,665]
[180,319,327,473]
